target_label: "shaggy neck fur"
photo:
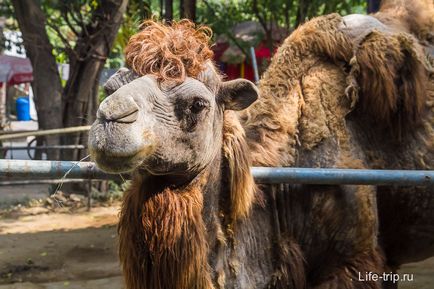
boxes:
[118,112,256,289]
[119,170,214,289]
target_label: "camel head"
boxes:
[89,20,258,179]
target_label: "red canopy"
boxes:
[0,55,33,86]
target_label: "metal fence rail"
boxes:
[0,126,91,141]
[0,160,433,186]
[0,160,111,180]
[0,145,86,151]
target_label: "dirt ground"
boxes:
[0,205,123,289]
[0,195,433,289]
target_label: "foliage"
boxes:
[0,0,371,98]
[1,0,143,66]
[108,0,153,68]
[193,0,367,63]
[1,0,369,69]
[0,1,20,53]
[92,180,131,202]
[199,0,366,40]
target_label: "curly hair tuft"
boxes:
[125,19,214,84]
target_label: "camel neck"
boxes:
[118,168,216,289]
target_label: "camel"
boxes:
[88,0,433,288]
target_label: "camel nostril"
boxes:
[97,95,140,123]
[114,109,139,123]
[98,108,139,123]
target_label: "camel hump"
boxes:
[340,13,430,128]
[375,0,434,40]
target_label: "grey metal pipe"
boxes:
[0,145,86,150]
[0,160,433,186]
[0,126,91,141]
[0,179,92,186]
[252,167,434,186]
[0,160,116,180]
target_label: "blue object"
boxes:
[16,96,30,121]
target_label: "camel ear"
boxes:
[218,79,259,111]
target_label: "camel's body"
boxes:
[88,1,434,288]
[243,5,434,275]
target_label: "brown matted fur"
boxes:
[118,172,214,289]
[375,0,434,42]
[243,12,431,169]
[353,30,428,126]
[222,111,257,220]
[125,19,213,83]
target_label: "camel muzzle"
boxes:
[97,94,140,124]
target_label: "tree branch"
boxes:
[252,0,268,34]
[61,10,81,37]
[45,21,83,60]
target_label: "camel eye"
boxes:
[190,99,207,113]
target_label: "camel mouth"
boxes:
[88,121,156,173]
[141,162,190,176]
[91,151,139,173]
[90,146,154,174]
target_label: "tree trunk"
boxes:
[0,84,6,130]
[11,0,63,160]
[284,0,292,30]
[160,0,164,18]
[180,0,196,21]
[367,0,381,13]
[295,0,309,27]
[164,0,173,21]
[0,21,4,54]
[62,0,128,161]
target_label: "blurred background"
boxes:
[0,0,432,288]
